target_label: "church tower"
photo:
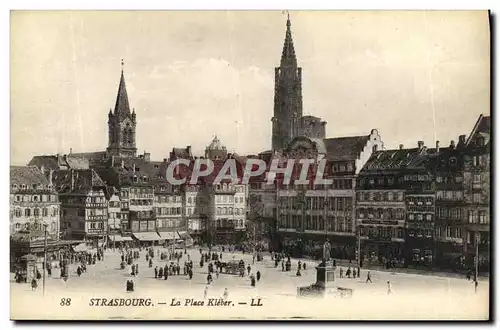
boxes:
[107,61,137,158]
[271,14,303,151]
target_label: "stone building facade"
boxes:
[51,169,108,241]
[276,129,384,259]
[10,166,61,238]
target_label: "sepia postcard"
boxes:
[9,10,490,320]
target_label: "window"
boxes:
[15,223,21,230]
[397,192,404,201]
[25,208,31,217]
[42,208,48,217]
[473,193,482,203]
[473,174,481,184]
[408,214,414,221]
[387,192,394,201]
[425,214,432,221]
[479,211,487,224]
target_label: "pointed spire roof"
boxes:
[281,13,297,66]
[114,59,131,117]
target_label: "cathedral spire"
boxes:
[114,59,131,116]
[281,13,297,65]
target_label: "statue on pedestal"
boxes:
[322,239,331,263]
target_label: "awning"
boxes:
[158,231,180,240]
[177,231,192,240]
[109,235,133,242]
[72,243,89,252]
[132,232,161,241]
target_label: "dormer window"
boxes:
[21,184,26,189]
[477,137,485,147]
[11,184,17,189]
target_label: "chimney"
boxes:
[133,164,136,173]
[49,169,53,186]
[144,152,150,162]
[435,140,440,153]
[459,135,466,145]
[399,144,404,150]
[69,148,73,154]
[417,141,424,150]
[450,140,456,149]
[163,158,167,163]
[186,146,192,156]
[70,169,74,191]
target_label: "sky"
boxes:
[10,11,490,165]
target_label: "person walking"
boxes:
[366,271,372,283]
[204,286,208,299]
[223,288,228,300]
[387,281,392,295]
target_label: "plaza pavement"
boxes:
[10,247,489,320]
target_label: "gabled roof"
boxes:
[69,151,107,166]
[52,169,106,194]
[323,135,370,161]
[28,154,90,170]
[360,147,429,174]
[466,114,491,147]
[10,166,50,187]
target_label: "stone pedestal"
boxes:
[315,261,336,289]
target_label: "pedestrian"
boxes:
[357,266,361,278]
[149,259,153,268]
[352,268,357,278]
[366,271,372,283]
[215,269,219,279]
[31,278,38,291]
[154,266,158,279]
[296,267,301,277]
[256,270,261,281]
[387,281,392,295]
[346,267,351,278]
[475,280,478,294]
[223,288,228,300]
[136,264,139,275]
[247,265,251,275]
[303,262,306,270]
[204,286,208,299]
[77,266,82,277]
[158,267,163,279]
[282,261,285,272]
[250,274,256,287]
[339,267,343,278]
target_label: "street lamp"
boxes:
[43,223,48,296]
